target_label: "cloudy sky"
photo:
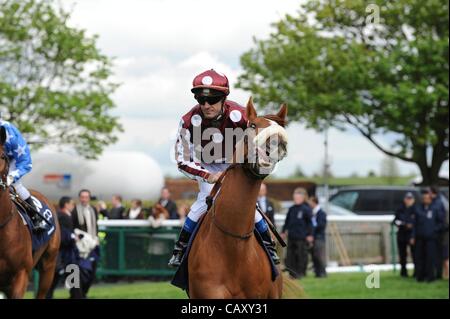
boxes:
[61,0,447,179]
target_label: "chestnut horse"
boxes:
[188,98,288,298]
[0,127,60,298]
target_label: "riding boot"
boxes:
[24,197,46,231]
[168,228,192,267]
[259,229,281,265]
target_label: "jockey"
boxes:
[168,69,280,267]
[0,112,46,231]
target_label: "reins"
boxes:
[205,163,255,240]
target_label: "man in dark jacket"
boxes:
[430,186,447,279]
[108,194,126,219]
[47,196,83,299]
[308,196,327,278]
[257,183,276,225]
[158,187,178,220]
[412,188,446,282]
[281,188,313,279]
[71,189,99,297]
[393,192,416,277]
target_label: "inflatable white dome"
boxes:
[22,151,164,201]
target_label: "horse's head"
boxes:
[0,127,9,191]
[235,97,288,179]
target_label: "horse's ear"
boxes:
[0,126,6,146]
[277,103,288,121]
[246,96,257,121]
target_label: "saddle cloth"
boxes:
[14,195,56,253]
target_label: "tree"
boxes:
[380,156,400,184]
[237,0,448,185]
[291,164,307,178]
[0,0,122,158]
[367,170,377,177]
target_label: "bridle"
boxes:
[205,120,283,239]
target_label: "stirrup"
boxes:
[263,240,281,265]
[168,242,187,267]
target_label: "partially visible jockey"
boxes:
[0,112,46,231]
[168,69,280,267]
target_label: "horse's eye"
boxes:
[250,123,257,129]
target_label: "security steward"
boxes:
[393,192,416,277]
[412,188,446,282]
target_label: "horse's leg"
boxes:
[8,269,29,299]
[35,254,58,299]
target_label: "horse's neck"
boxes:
[0,190,13,218]
[213,166,262,236]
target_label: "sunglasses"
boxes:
[195,95,224,105]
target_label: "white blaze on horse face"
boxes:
[253,120,288,167]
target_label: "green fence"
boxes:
[97,225,181,278]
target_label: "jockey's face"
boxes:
[200,98,223,120]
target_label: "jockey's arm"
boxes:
[6,123,32,183]
[174,120,212,183]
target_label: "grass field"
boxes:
[24,271,448,299]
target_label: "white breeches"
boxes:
[186,163,263,223]
[9,160,31,200]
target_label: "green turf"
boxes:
[24,271,448,299]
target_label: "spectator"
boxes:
[412,188,446,282]
[393,192,416,277]
[307,196,327,278]
[95,200,109,219]
[47,196,83,299]
[281,188,313,279]
[444,206,449,279]
[430,186,447,279]
[71,189,100,297]
[109,194,126,219]
[128,199,145,220]
[257,183,276,225]
[158,187,178,220]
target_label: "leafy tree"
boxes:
[291,164,307,178]
[237,0,448,185]
[367,170,376,177]
[0,0,122,158]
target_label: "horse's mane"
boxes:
[263,114,287,128]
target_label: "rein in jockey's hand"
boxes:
[207,172,222,184]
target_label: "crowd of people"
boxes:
[47,186,187,299]
[94,187,188,221]
[393,187,449,282]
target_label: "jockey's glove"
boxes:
[6,175,14,187]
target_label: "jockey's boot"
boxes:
[260,229,281,265]
[168,228,192,267]
[24,197,47,231]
